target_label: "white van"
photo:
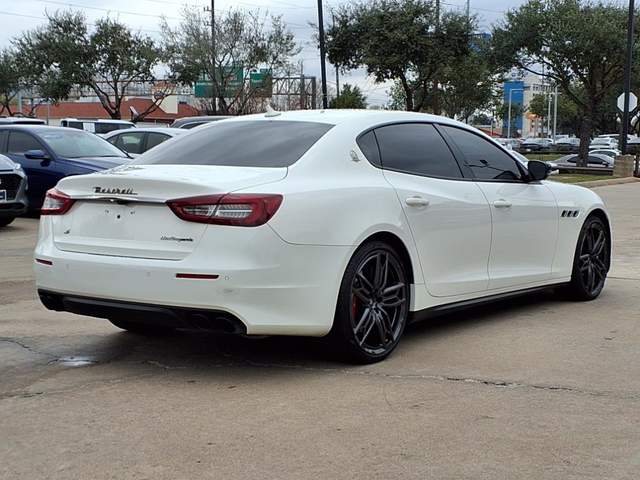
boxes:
[60,118,135,136]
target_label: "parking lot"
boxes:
[0,182,639,480]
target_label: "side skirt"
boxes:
[410,282,569,323]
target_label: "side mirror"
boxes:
[24,149,47,160]
[528,160,550,181]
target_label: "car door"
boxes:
[361,123,492,298]
[440,125,559,291]
[4,130,57,208]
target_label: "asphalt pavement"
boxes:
[1,183,639,480]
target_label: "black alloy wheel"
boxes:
[328,242,410,363]
[559,216,610,301]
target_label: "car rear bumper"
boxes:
[34,220,355,336]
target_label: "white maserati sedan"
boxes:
[34,110,611,363]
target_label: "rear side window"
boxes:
[132,121,333,167]
[357,130,381,166]
[146,133,171,150]
[374,123,462,178]
[7,132,43,155]
[442,126,523,181]
[115,132,145,154]
[68,122,83,130]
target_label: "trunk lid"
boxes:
[52,165,286,260]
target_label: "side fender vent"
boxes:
[561,210,580,218]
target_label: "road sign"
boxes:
[249,69,273,97]
[195,67,244,98]
[617,92,638,112]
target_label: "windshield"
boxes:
[132,120,334,167]
[37,130,128,158]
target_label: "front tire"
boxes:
[108,318,176,335]
[327,241,410,364]
[558,216,610,301]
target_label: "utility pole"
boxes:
[466,0,471,24]
[332,14,339,98]
[432,0,440,115]
[205,1,217,115]
[553,85,558,141]
[621,0,635,154]
[317,0,329,109]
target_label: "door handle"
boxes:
[493,199,512,209]
[405,197,430,207]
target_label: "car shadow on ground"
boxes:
[71,289,568,371]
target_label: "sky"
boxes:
[0,0,529,106]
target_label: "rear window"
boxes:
[132,121,333,167]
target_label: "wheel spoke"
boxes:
[586,265,595,291]
[358,312,378,346]
[356,272,374,296]
[353,307,372,334]
[592,230,605,256]
[376,313,389,347]
[380,297,406,308]
[381,282,404,296]
[353,286,371,303]
[373,252,387,290]
[378,307,396,333]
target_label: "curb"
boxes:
[578,177,640,189]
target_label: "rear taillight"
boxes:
[41,188,75,215]
[167,194,283,227]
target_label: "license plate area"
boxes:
[0,190,6,202]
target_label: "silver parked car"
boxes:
[0,154,29,227]
[103,128,188,156]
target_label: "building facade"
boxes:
[502,70,552,138]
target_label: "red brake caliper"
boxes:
[352,295,358,318]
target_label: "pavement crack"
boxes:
[211,351,630,399]
[141,360,187,370]
[0,338,60,360]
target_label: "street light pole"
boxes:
[210,0,217,115]
[553,86,558,141]
[507,88,523,139]
[317,0,329,109]
[621,0,635,154]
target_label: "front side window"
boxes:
[373,123,462,178]
[132,121,333,167]
[7,132,44,155]
[442,126,524,181]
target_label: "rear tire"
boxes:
[556,216,610,301]
[108,318,176,335]
[0,216,15,227]
[326,241,410,364]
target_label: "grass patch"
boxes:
[550,174,618,184]
[523,153,566,162]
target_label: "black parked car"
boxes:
[520,138,552,152]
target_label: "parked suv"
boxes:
[0,154,28,226]
[60,118,135,136]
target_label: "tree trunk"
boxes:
[577,102,595,168]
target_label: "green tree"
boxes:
[496,101,525,137]
[438,37,498,122]
[326,0,472,112]
[329,84,367,109]
[0,49,23,116]
[16,11,167,120]
[491,0,640,165]
[161,6,299,115]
